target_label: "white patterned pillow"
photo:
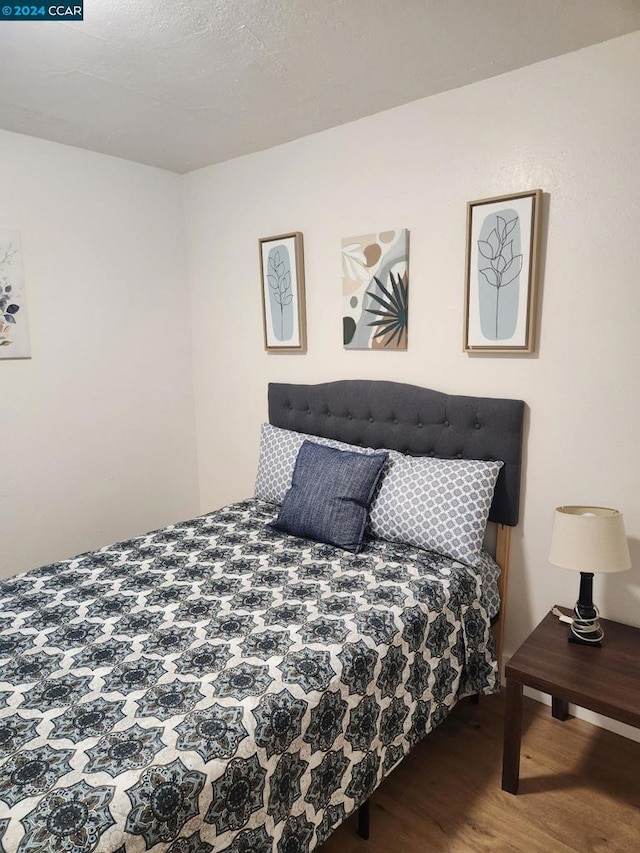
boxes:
[255,423,376,505]
[368,452,503,567]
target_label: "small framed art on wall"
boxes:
[342,229,409,350]
[259,232,306,353]
[464,189,542,353]
[0,230,31,360]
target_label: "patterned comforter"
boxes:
[0,499,498,853]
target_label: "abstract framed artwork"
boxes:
[342,229,409,350]
[464,189,542,353]
[259,232,306,353]
[0,230,31,360]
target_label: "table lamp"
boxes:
[548,506,631,646]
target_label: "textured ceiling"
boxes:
[1,0,639,173]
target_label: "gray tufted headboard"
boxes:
[268,380,525,527]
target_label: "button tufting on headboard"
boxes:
[268,380,525,526]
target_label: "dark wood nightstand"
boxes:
[502,607,640,794]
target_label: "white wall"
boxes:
[0,130,199,578]
[184,32,640,669]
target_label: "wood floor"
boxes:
[321,692,640,853]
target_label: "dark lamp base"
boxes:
[568,627,602,647]
[568,572,605,646]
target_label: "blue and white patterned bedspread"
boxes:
[0,499,498,853]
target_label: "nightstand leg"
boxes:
[502,678,523,794]
[551,696,569,721]
[357,800,370,840]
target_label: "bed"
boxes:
[0,380,524,853]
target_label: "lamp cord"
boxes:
[551,605,605,643]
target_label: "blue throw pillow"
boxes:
[270,441,388,552]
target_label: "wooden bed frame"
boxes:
[494,523,512,669]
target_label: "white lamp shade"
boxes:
[548,506,631,574]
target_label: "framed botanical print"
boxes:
[0,230,31,359]
[259,232,306,353]
[464,189,542,353]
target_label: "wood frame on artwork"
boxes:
[259,232,307,353]
[464,189,542,354]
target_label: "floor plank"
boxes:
[320,693,640,853]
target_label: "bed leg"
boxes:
[357,799,370,840]
[471,693,480,705]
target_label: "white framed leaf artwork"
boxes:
[464,189,542,353]
[342,229,409,350]
[0,230,31,360]
[259,232,306,353]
